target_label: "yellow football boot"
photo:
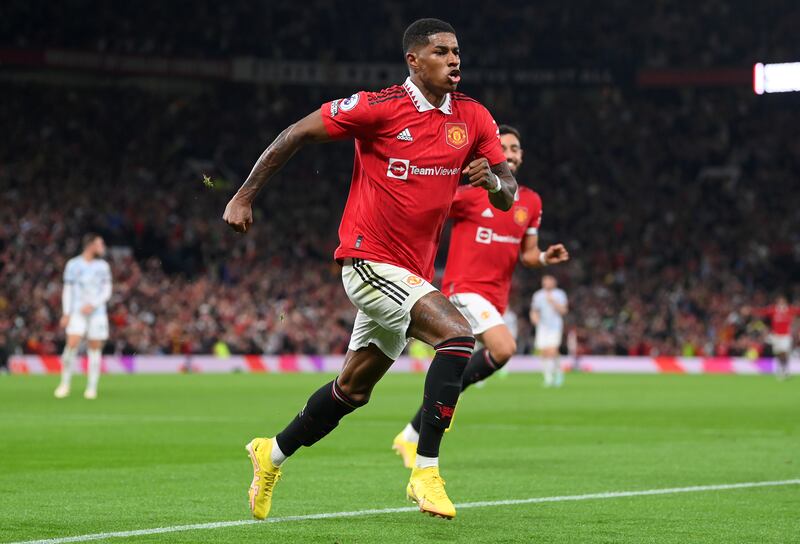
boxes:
[392,432,418,469]
[406,466,456,519]
[245,438,282,519]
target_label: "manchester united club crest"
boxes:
[513,206,529,226]
[404,274,423,287]
[445,123,468,149]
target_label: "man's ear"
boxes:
[406,51,419,73]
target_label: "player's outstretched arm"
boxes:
[520,235,570,269]
[462,159,517,211]
[223,110,333,233]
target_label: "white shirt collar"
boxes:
[403,77,452,115]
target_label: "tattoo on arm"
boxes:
[236,124,301,203]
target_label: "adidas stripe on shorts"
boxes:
[341,258,437,360]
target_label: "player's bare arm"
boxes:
[223,110,333,233]
[530,308,540,326]
[462,159,517,211]
[519,234,570,268]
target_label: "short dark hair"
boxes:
[82,232,101,248]
[403,18,456,53]
[498,124,521,143]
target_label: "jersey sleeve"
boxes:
[471,105,506,166]
[526,192,543,237]
[62,260,75,314]
[320,91,377,140]
[752,307,773,318]
[63,260,75,283]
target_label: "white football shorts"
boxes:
[66,312,109,341]
[341,258,437,360]
[770,334,792,355]
[448,293,505,335]
[535,327,563,350]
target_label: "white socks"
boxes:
[402,423,419,444]
[60,346,78,387]
[415,454,438,469]
[270,437,287,467]
[544,357,562,387]
[86,349,102,392]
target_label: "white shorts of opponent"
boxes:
[770,334,792,355]
[342,258,437,360]
[66,312,110,341]
[535,328,563,350]
[448,293,505,335]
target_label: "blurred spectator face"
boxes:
[407,32,460,95]
[542,275,557,290]
[776,295,788,308]
[500,133,523,174]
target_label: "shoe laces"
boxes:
[421,472,449,502]
[261,470,281,497]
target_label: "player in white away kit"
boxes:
[54,234,112,400]
[530,275,568,387]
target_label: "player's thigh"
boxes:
[408,291,471,346]
[66,314,89,342]
[338,344,395,398]
[65,335,83,349]
[535,331,561,356]
[342,259,438,354]
[347,309,409,362]
[87,314,109,342]
[771,335,791,354]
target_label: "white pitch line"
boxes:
[9,479,799,544]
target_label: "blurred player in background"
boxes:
[54,233,112,400]
[749,296,799,380]
[530,275,568,387]
[393,125,569,468]
[223,19,518,520]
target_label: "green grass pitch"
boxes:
[1,373,798,543]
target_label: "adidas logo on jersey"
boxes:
[481,208,494,218]
[396,128,413,141]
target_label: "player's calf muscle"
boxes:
[337,346,394,403]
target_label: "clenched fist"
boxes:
[543,244,570,265]
[223,197,254,233]
[462,158,496,191]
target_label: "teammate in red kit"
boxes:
[223,19,518,520]
[392,125,569,466]
[749,296,799,380]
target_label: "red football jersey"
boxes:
[441,185,542,314]
[754,305,800,335]
[320,77,506,281]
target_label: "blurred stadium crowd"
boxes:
[1,1,798,357]
[4,1,798,67]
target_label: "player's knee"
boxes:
[492,339,516,365]
[336,379,372,407]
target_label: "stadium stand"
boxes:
[1,1,798,356]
